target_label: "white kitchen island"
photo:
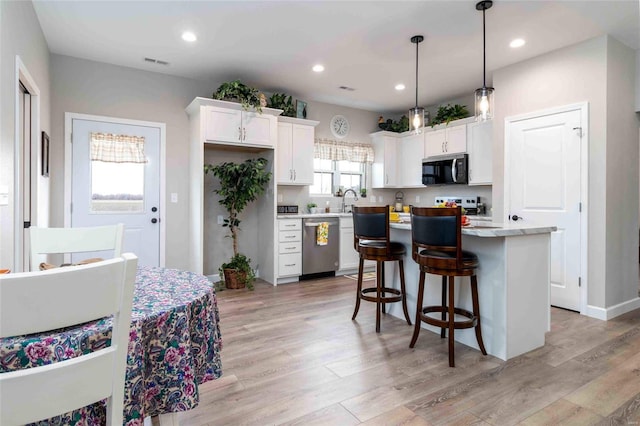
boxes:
[382,221,556,361]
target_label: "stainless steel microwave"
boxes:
[422,154,469,185]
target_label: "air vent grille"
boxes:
[144,57,170,66]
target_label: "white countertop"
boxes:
[389,221,556,237]
[277,213,352,219]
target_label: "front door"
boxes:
[71,117,161,266]
[507,108,583,311]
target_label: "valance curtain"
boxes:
[90,132,147,164]
[314,138,375,164]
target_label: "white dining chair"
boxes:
[0,253,138,426]
[29,223,124,270]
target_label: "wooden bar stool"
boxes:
[409,206,487,367]
[351,206,412,332]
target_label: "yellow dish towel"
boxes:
[316,222,329,246]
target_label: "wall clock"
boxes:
[330,115,350,139]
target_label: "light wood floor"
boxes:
[179,275,640,425]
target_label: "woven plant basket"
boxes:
[223,268,247,289]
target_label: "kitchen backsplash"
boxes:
[277,185,492,215]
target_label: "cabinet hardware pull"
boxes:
[284,264,296,267]
[442,142,444,152]
[238,127,242,141]
[294,170,296,180]
[243,127,246,141]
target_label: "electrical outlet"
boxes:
[170,193,178,203]
[217,215,224,225]
[277,193,283,202]
[415,195,420,203]
[370,195,375,203]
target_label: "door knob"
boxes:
[511,214,522,221]
[151,218,158,224]
[151,207,158,212]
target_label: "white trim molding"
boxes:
[14,55,41,272]
[64,112,167,267]
[586,297,640,321]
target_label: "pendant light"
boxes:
[409,35,425,134]
[475,0,494,121]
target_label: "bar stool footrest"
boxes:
[360,287,403,304]
[419,306,477,329]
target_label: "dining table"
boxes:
[0,265,222,425]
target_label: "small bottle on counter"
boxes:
[325,201,330,213]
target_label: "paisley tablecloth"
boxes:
[0,266,222,425]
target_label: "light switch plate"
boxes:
[217,215,224,225]
[415,196,420,203]
[170,193,178,203]
[370,195,376,202]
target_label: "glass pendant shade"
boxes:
[410,106,425,134]
[475,0,494,122]
[475,86,494,121]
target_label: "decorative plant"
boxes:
[268,93,296,117]
[204,158,272,290]
[378,115,410,133]
[212,80,262,113]
[360,188,367,198]
[431,103,470,126]
[306,202,317,213]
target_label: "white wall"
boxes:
[493,35,638,311]
[605,37,639,306]
[0,1,51,271]
[50,55,213,270]
[635,49,640,112]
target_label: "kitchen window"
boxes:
[310,159,364,195]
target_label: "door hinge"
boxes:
[578,277,582,287]
[23,221,31,229]
[579,202,582,212]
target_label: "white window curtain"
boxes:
[314,138,375,163]
[90,132,147,163]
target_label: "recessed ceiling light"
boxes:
[182,31,197,42]
[510,38,525,48]
[312,64,325,73]
[395,84,406,91]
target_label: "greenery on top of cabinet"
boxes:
[431,104,470,126]
[269,93,296,117]
[213,80,263,113]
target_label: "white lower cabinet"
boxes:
[339,217,374,271]
[278,219,302,277]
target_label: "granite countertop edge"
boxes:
[389,222,557,237]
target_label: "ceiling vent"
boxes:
[144,57,170,66]
[339,86,356,91]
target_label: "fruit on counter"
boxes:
[461,215,471,226]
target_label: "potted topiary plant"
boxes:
[204,158,272,290]
[268,93,296,117]
[213,80,262,113]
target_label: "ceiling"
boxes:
[32,1,639,114]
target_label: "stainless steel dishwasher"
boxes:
[302,217,340,275]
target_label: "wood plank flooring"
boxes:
[178,275,640,425]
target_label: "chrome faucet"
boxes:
[341,188,358,213]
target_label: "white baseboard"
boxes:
[585,296,640,320]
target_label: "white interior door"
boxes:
[508,109,582,311]
[71,118,160,266]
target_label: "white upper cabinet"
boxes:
[467,120,493,185]
[371,132,399,188]
[398,132,425,187]
[425,124,467,157]
[277,117,319,185]
[205,107,276,147]
[186,98,281,149]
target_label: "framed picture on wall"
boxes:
[296,100,307,119]
[41,131,49,177]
